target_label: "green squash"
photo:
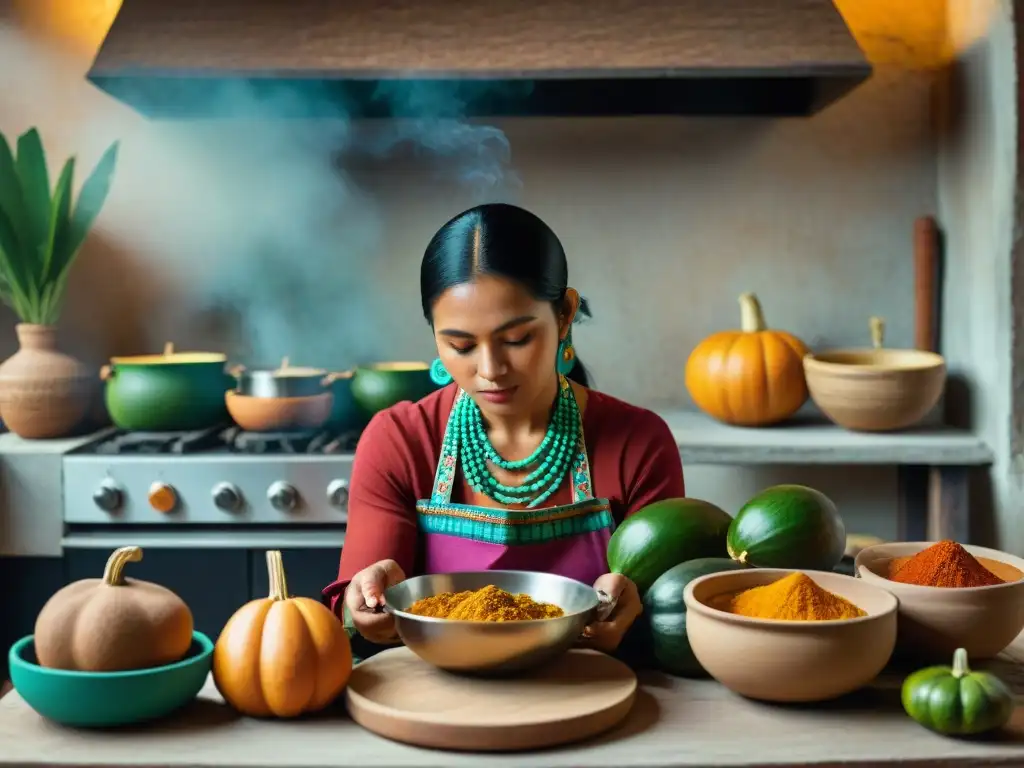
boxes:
[726,485,845,571]
[644,557,747,677]
[902,648,1014,736]
[607,498,732,596]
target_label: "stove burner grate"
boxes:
[227,428,361,455]
[92,426,228,455]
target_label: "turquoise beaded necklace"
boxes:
[452,377,580,508]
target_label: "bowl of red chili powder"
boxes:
[856,540,1024,661]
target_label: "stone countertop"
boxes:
[0,429,111,455]
[0,416,993,466]
[3,640,1024,768]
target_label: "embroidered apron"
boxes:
[415,386,614,587]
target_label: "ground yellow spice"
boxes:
[406,590,474,618]
[728,572,867,621]
[407,585,564,621]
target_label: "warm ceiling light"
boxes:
[13,0,123,56]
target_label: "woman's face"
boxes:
[431,274,573,414]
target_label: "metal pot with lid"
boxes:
[226,358,339,432]
[231,357,340,398]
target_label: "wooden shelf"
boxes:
[655,411,994,466]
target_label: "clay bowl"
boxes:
[225,390,333,432]
[803,348,946,432]
[855,541,1024,661]
[684,569,897,702]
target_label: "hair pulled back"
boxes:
[420,203,591,386]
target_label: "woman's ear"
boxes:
[561,288,581,336]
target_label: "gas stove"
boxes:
[63,426,359,527]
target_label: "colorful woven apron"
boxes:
[415,387,614,587]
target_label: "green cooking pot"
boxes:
[102,343,233,432]
[327,370,369,433]
[350,362,441,418]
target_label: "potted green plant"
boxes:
[0,128,118,438]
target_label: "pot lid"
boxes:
[270,357,326,377]
[360,362,431,372]
[110,342,227,365]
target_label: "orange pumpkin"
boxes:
[685,293,809,426]
[213,550,352,718]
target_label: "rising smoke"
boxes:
[0,20,523,368]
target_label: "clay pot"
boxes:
[225,391,334,432]
[0,324,92,439]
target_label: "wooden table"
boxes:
[3,640,1024,768]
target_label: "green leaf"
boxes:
[65,141,118,263]
[0,132,28,258]
[0,131,119,324]
[40,271,70,325]
[15,129,50,282]
[0,266,17,312]
[43,157,74,286]
[0,204,37,320]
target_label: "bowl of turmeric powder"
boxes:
[855,540,1024,661]
[382,571,606,675]
[683,569,898,702]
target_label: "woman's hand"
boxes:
[581,573,643,653]
[344,559,407,644]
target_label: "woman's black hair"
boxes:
[421,203,592,387]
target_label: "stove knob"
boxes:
[92,480,123,513]
[148,482,179,514]
[267,481,299,512]
[212,482,243,512]
[326,479,349,509]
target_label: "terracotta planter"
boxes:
[0,324,92,439]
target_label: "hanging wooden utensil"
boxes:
[914,216,940,353]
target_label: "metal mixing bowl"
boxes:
[384,571,604,675]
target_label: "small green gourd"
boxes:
[901,648,1015,736]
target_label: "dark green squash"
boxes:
[644,557,747,677]
[902,648,1014,736]
[726,484,845,571]
[607,498,732,596]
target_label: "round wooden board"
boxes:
[345,647,638,752]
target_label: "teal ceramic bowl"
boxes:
[8,631,213,728]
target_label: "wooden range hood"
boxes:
[87,0,872,119]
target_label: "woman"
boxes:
[322,203,685,653]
